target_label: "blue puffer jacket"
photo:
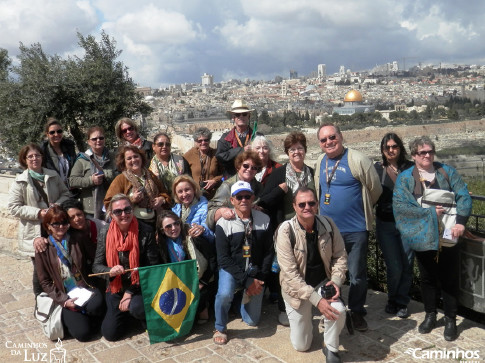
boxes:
[172,196,214,243]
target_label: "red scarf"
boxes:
[105,218,140,293]
[224,127,252,148]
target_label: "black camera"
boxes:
[321,284,336,299]
[199,181,208,188]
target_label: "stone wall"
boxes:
[0,174,22,254]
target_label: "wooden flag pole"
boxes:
[88,267,138,277]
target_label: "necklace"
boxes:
[387,164,398,175]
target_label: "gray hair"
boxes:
[193,127,212,142]
[409,136,435,156]
[251,135,276,161]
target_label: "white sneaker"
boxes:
[278,312,290,326]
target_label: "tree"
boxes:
[0,31,152,155]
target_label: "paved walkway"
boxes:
[0,252,484,363]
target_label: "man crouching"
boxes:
[276,187,347,363]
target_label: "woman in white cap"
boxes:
[216,99,259,179]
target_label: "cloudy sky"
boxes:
[1,0,484,87]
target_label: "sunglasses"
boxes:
[385,144,399,150]
[155,142,171,147]
[121,126,135,134]
[90,136,105,142]
[297,201,317,209]
[112,206,133,216]
[196,138,210,143]
[26,154,42,160]
[50,221,69,228]
[235,194,252,201]
[242,163,259,172]
[319,135,337,144]
[234,112,248,117]
[48,129,63,135]
[163,220,181,230]
[416,150,435,157]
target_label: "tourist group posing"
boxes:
[8,100,472,362]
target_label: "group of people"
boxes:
[7,99,472,362]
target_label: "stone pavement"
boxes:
[0,252,484,363]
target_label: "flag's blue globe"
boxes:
[159,288,187,315]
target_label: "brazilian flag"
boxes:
[139,260,200,344]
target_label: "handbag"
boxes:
[418,188,458,247]
[34,293,64,340]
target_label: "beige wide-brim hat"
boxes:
[229,99,255,113]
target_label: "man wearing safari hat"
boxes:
[216,99,260,178]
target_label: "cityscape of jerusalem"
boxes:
[136,60,485,174]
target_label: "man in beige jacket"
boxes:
[276,187,347,363]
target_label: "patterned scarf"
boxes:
[150,154,183,192]
[180,197,199,223]
[285,163,313,194]
[122,169,159,209]
[105,218,140,293]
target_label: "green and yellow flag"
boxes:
[139,260,200,344]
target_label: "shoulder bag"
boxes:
[34,293,64,340]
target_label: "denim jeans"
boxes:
[341,231,368,314]
[214,268,264,332]
[376,217,414,307]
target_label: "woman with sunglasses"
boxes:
[149,132,191,197]
[115,117,153,161]
[8,143,71,295]
[69,126,116,220]
[35,205,105,341]
[93,194,160,341]
[184,127,223,200]
[157,210,216,324]
[251,135,282,186]
[393,136,472,341]
[105,145,171,230]
[172,175,214,243]
[206,150,263,230]
[259,132,315,227]
[40,117,77,187]
[374,133,414,319]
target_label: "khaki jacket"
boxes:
[276,215,347,310]
[8,168,71,256]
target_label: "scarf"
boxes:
[28,169,45,182]
[122,169,159,209]
[167,236,186,262]
[125,135,145,148]
[105,218,140,293]
[224,127,253,148]
[180,197,199,223]
[285,163,313,194]
[150,154,182,192]
[80,149,110,219]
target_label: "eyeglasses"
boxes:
[50,221,69,228]
[297,201,317,209]
[121,126,135,134]
[112,206,133,216]
[26,154,42,160]
[90,136,105,142]
[234,112,248,117]
[242,163,259,171]
[163,220,181,230]
[288,147,305,154]
[155,142,171,147]
[196,138,210,143]
[385,144,399,151]
[319,135,337,144]
[48,129,63,135]
[235,194,252,201]
[416,150,435,157]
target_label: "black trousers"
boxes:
[415,244,459,318]
[61,288,105,342]
[101,291,145,341]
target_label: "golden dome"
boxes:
[344,90,363,102]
